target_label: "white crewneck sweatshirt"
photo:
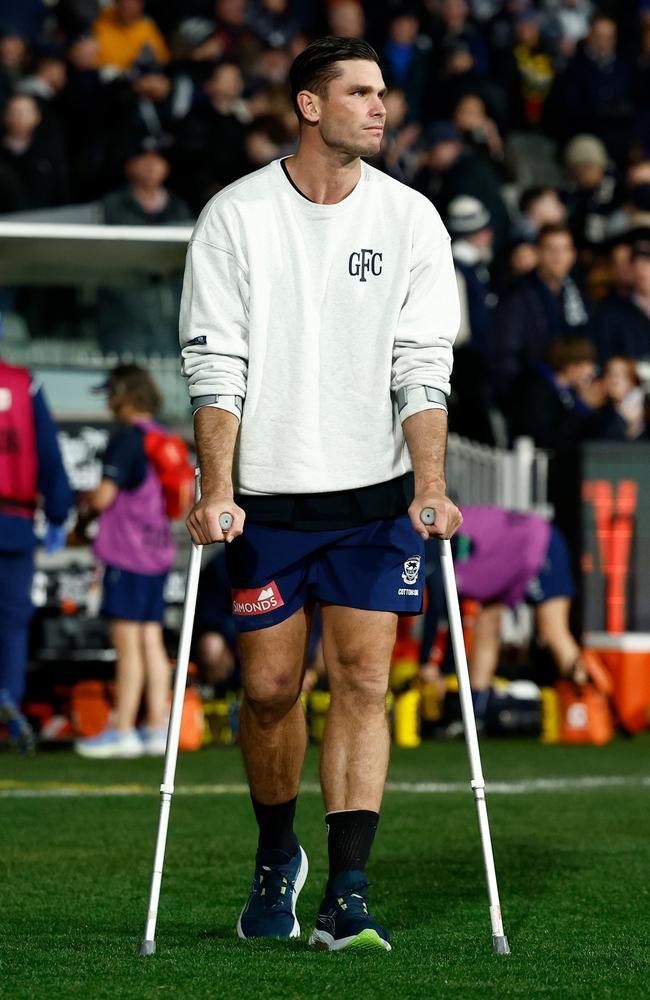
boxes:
[180,158,459,495]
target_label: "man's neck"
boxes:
[284,145,361,205]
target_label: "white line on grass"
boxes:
[0,775,648,798]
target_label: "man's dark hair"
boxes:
[289,35,380,120]
[537,222,574,245]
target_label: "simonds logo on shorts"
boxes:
[232,581,285,616]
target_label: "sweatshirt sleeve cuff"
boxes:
[396,385,448,423]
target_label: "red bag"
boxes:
[144,429,195,519]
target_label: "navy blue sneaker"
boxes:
[237,845,308,939]
[309,870,391,952]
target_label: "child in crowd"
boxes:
[75,365,175,758]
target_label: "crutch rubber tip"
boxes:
[492,935,511,955]
[219,513,233,531]
[420,507,436,526]
[139,940,156,957]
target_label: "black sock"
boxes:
[251,795,299,856]
[326,810,379,885]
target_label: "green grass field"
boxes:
[1,736,649,999]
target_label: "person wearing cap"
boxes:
[75,364,176,759]
[445,195,497,443]
[0,319,73,744]
[564,133,621,250]
[593,238,650,362]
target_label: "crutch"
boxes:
[421,507,510,956]
[139,470,233,956]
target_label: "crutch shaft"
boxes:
[139,537,203,956]
[439,537,510,954]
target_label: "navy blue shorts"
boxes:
[225,515,425,633]
[102,564,167,623]
[526,526,575,605]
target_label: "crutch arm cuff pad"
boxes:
[395,385,448,422]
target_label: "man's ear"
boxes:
[296,89,321,124]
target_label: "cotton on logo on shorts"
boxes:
[232,581,285,616]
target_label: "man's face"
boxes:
[4,95,40,137]
[116,0,143,26]
[537,233,575,281]
[127,151,169,187]
[305,60,386,159]
[216,0,247,27]
[588,18,616,58]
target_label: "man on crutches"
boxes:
[148,36,504,954]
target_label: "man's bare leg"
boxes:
[535,597,584,679]
[470,603,503,690]
[310,604,397,951]
[236,606,312,940]
[320,605,397,812]
[238,605,312,805]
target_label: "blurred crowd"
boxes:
[0,2,649,438]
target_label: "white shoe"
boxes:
[140,725,168,756]
[74,727,143,759]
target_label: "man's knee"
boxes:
[330,649,390,710]
[243,669,302,725]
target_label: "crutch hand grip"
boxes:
[219,513,233,532]
[420,507,436,526]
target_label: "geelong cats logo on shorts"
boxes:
[402,556,421,585]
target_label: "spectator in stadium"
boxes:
[173,60,249,209]
[93,0,170,74]
[422,506,594,728]
[0,93,69,211]
[489,223,591,405]
[451,92,504,166]
[326,2,366,41]
[111,61,192,164]
[381,9,432,124]
[248,0,302,50]
[585,356,647,441]
[508,334,600,587]
[183,0,260,70]
[508,334,599,449]
[75,365,176,759]
[0,34,29,112]
[0,321,73,743]
[516,185,567,242]
[496,10,555,128]
[373,87,420,184]
[446,195,496,443]
[427,0,489,75]
[97,146,192,355]
[592,237,650,362]
[506,237,539,282]
[550,14,634,154]
[62,31,115,201]
[414,120,510,257]
[16,54,67,106]
[564,133,620,251]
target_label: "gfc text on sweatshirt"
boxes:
[180,158,459,495]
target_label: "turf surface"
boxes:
[1,736,649,999]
